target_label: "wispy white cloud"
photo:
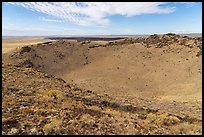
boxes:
[7,2,177,26]
[41,17,64,23]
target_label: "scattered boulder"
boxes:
[166,33,176,36]
[196,50,202,57]
[54,51,65,59]
[42,41,53,45]
[150,34,160,39]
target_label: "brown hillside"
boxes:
[2,34,202,135]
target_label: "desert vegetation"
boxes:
[2,34,202,135]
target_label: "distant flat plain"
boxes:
[2,37,54,54]
[2,33,201,54]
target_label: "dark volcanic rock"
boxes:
[17,60,34,68]
[20,46,32,54]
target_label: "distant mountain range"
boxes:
[179,33,202,37]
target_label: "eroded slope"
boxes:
[2,63,202,135]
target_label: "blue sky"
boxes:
[2,2,202,36]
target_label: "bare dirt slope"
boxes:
[2,34,202,135]
[2,62,202,135]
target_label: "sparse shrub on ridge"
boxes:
[47,90,63,100]
[43,117,62,135]
[163,116,181,126]
[22,68,35,74]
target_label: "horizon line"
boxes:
[2,32,202,37]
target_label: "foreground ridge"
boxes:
[2,62,202,135]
